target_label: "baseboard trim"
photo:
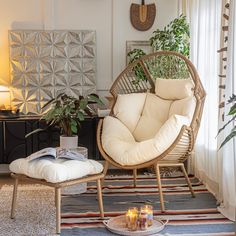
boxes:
[0,164,10,174]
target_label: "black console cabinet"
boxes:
[0,116,101,164]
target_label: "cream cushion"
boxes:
[102,115,190,166]
[9,158,103,183]
[102,79,196,166]
[113,93,146,132]
[133,93,172,141]
[169,96,196,120]
[155,78,194,100]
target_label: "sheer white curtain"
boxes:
[183,0,236,221]
[186,0,222,195]
[217,0,236,221]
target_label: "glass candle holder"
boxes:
[139,212,148,230]
[125,207,138,231]
[140,205,153,226]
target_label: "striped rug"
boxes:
[61,175,235,235]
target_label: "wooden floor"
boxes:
[0,174,25,189]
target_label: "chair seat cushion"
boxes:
[102,115,190,166]
[9,158,103,183]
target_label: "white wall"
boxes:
[0,0,179,96]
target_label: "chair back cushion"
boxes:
[169,96,196,121]
[155,78,194,100]
[133,93,172,141]
[112,91,196,142]
[113,93,146,133]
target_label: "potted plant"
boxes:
[26,93,103,149]
[127,14,190,84]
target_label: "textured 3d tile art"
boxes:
[9,30,96,114]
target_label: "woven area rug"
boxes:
[61,175,235,236]
[0,184,56,236]
[0,175,235,235]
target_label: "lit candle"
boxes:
[140,205,153,226]
[139,212,148,230]
[126,207,138,231]
[0,86,11,110]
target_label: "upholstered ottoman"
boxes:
[9,158,104,234]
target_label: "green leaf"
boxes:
[228,104,236,115]
[71,124,78,134]
[88,94,103,105]
[218,115,236,135]
[219,131,236,149]
[77,111,85,121]
[71,119,77,126]
[25,128,45,138]
[80,98,88,110]
[41,98,55,110]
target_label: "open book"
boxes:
[26,147,87,162]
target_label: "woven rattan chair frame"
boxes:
[97,51,206,212]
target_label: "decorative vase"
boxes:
[60,135,78,149]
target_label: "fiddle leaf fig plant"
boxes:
[26,93,103,138]
[218,94,236,149]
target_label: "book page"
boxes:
[27,147,56,161]
[56,148,87,161]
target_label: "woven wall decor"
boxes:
[9,30,96,114]
[130,0,156,31]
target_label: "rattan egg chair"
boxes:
[97,51,206,212]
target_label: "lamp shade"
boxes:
[0,85,11,109]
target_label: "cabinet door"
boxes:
[78,118,97,159]
[0,122,4,163]
[4,121,32,164]
[31,120,60,152]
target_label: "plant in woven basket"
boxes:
[127,14,190,83]
[218,94,236,149]
[26,93,103,137]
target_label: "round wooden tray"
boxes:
[103,215,168,236]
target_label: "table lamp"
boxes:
[0,85,11,110]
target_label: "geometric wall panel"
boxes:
[9,30,96,114]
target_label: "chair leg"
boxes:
[155,164,165,212]
[11,177,19,219]
[180,163,195,198]
[55,188,61,234]
[101,161,109,186]
[96,179,104,218]
[133,169,137,188]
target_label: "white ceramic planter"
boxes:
[60,135,78,149]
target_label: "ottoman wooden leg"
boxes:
[55,187,61,234]
[11,177,19,219]
[96,179,104,218]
